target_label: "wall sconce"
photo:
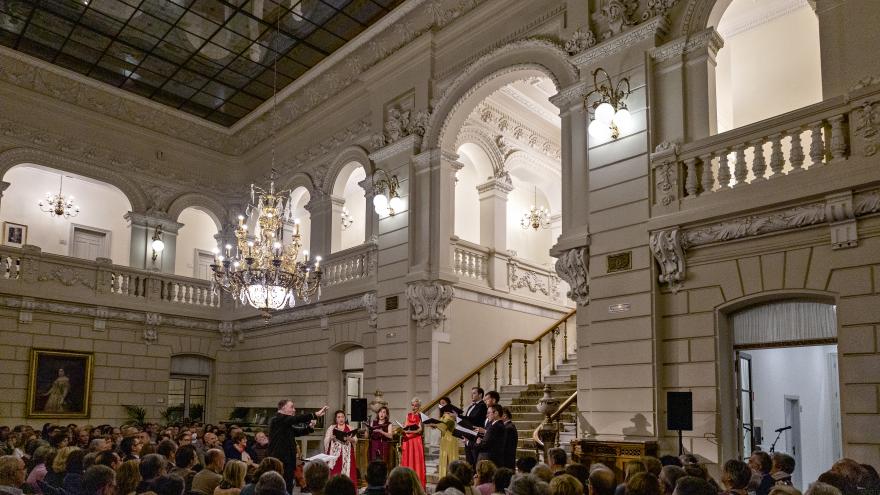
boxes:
[340,207,354,230]
[151,224,165,262]
[583,68,633,141]
[372,168,403,216]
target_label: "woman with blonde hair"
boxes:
[215,460,248,495]
[116,459,142,495]
[550,474,585,495]
[400,398,426,487]
[475,460,498,495]
[46,446,78,487]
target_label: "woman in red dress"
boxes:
[324,410,358,484]
[400,397,426,487]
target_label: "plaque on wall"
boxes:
[607,252,632,273]
[385,296,399,311]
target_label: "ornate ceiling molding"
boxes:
[471,102,561,161]
[650,27,724,62]
[716,0,808,40]
[571,16,669,66]
[497,86,561,127]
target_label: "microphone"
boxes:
[775,426,792,433]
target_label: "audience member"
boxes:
[46,446,77,488]
[215,460,247,495]
[721,460,752,495]
[750,451,774,495]
[771,454,796,486]
[251,432,270,465]
[672,477,716,495]
[435,475,466,495]
[660,457,682,468]
[385,467,425,495]
[0,455,27,495]
[94,451,120,471]
[325,475,357,495]
[548,449,567,477]
[532,464,553,483]
[120,437,141,462]
[659,466,686,495]
[62,449,87,495]
[138,453,169,493]
[830,459,869,493]
[476,460,497,495]
[589,467,617,495]
[448,461,479,495]
[805,482,842,495]
[509,474,545,495]
[564,464,589,490]
[304,461,331,495]
[362,460,388,495]
[768,486,801,495]
[254,472,286,495]
[192,449,225,495]
[116,460,142,495]
[153,474,186,495]
[550,474,583,495]
[81,465,115,495]
[817,471,856,495]
[625,473,660,495]
[26,445,55,494]
[493,468,514,495]
[157,440,178,466]
[170,444,198,492]
[615,461,648,495]
[517,458,539,476]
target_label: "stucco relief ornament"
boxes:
[649,228,686,292]
[854,101,880,156]
[362,292,379,328]
[654,162,677,206]
[219,322,236,350]
[554,247,590,305]
[594,0,638,40]
[385,107,411,143]
[406,280,454,328]
[564,27,597,55]
[38,267,96,289]
[641,0,677,21]
[854,189,880,216]
[143,312,162,345]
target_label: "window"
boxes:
[167,355,212,422]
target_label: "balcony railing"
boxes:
[321,241,377,287]
[451,237,572,308]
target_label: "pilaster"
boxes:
[124,211,183,273]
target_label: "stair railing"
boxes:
[532,390,578,459]
[422,309,576,414]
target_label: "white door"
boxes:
[72,228,106,260]
[195,250,214,280]
[784,396,803,489]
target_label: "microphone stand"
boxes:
[769,427,788,453]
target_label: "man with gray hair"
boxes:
[255,471,287,495]
[0,455,26,495]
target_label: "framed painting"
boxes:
[26,349,94,418]
[2,222,27,247]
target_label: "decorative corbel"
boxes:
[144,312,162,344]
[406,280,455,328]
[19,297,35,324]
[649,228,686,292]
[219,321,237,350]
[94,306,109,331]
[554,247,590,305]
[362,292,379,328]
[825,191,858,249]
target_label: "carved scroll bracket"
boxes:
[405,280,454,328]
[144,312,162,345]
[554,247,590,305]
[649,228,686,293]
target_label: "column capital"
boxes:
[476,177,514,195]
[124,211,184,234]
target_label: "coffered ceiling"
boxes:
[0,0,402,126]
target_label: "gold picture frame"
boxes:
[2,221,27,248]
[27,349,94,418]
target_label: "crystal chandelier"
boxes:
[521,186,551,231]
[39,176,79,219]
[340,207,354,230]
[210,174,322,318]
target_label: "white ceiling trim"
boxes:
[497,86,561,128]
[717,0,810,40]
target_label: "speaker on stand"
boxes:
[350,398,368,423]
[667,391,693,455]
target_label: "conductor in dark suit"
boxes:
[501,407,518,469]
[269,400,328,491]
[463,387,487,465]
[476,405,506,467]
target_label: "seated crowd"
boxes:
[0,422,878,495]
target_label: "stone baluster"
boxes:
[733,145,748,187]
[684,158,698,198]
[699,153,714,196]
[717,151,731,190]
[769,133,785,178]
[751,139,767,181]
[789,128,805,173]
[828,114,848,162]
[809,121,825,167]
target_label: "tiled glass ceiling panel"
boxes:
[0,0,403,126]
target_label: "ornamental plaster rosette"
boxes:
[406,280,455,327]
[554,247,590,305]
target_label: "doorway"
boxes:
[71,225,110,260]
[341,347,364,417]
[784,396,803,488]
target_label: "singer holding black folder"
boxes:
[369,406,394,465]
[324,410,358,485]
[401,397,426,487]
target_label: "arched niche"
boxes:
[1,163,133,263]
[455,143,495,244]
[330,161,367,253]
[174,207,221,279]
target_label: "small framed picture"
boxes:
[2,222,27,247]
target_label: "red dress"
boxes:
[325,425,358,483]
[400,412,426,486]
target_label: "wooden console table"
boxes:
[570,439,658,482]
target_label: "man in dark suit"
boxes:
[268,400,327,492]
[462,387,487,466]
[476,404,506,467]
[501,407,518,469]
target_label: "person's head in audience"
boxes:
[31,444,55,471]
[548,449,567,474]
[324,475,356,495]
[771,453,795,476]
[83,452,99,470]
[817,471,856,495]
[531,463,553,483]
[174,445,197,471]
[861,464,880,490]
[95,451,121,470]
[509,474,544,495]
[220,460,247,489]
[119,437,139,460]
[494,468,514,494]
[157,440,177,464]
[49,431,69,449]
[152,474,185,495]
[564,464,589,489]
[484,391,501,407]
[81,465,116,495]
[77,429,90,448]
[203,433,220,449]
[386,467,425,495]
[140,453,168,482]
[550,474,584,495]
[659,466,686,495]
[305,461,331,495]
[252,457,284,484]
[436,475,466,492]
[671,477,715,495]
[116,459,141,495]
[641,458,662,478]
[721,460,751,492]
[366,460,388,489]
[65,449,87,476]
[805,482,842,495]
[517,457,539,475]
[769,486,801,495]
[749,452,772,475]
[625,461,647,481]
[0,455,26,488]
[205,449,225,473]
[477,460,498,486]
[448,460,475,488]
[89,438,110,453]
[626,473,661,495]
[588,467,616,495]
[831,459,869,491]
[659,457,682,468]
[175,433,191,448]
[255,471,287,495]
[53,446,79,474]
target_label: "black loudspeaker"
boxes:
[667,392,693,431]
[350,398,368,422]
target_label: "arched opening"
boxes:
[167,354,213,423]
[0,164,133,263]
[289,187,311,255]
[454,143,494,244]
[711,0,822,133]
[721,298,841,488]
[174,207,220,279]
[330,162,367,253]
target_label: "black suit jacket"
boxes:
[503,420,518,469]
[463,401,487,430]
[268,411,316,467]
[477,419,506,466]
